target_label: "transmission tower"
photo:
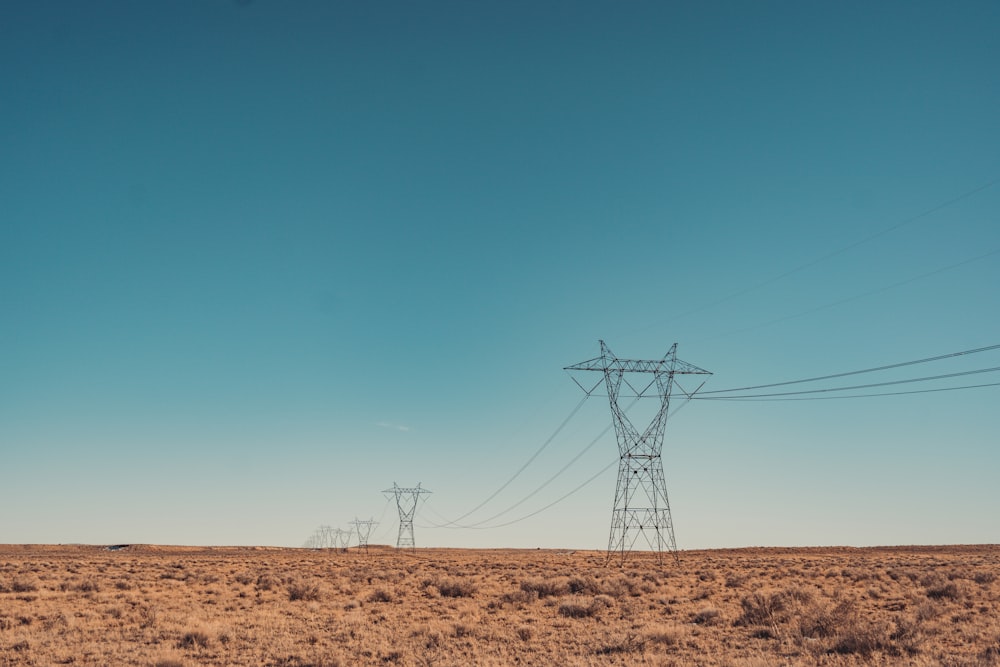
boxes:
[383,483,432,549]
[566,341,710,564]
[334,527,352,551]
[349,517,378,554]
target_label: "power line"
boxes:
[429,394,587,527]
[367,497,394,545]
[423,396,700,531]
[418,404,622,530]
[431,390,706,534]
[415,339,998,540]
[418,395,653,530]
[701,343,1000,395]
[420,457,620,531]
[454,353,997,532]
[696,380,1000,401]
[695,365,1000,400]
[459,459,619,530]
[455,396,698,530]
[420,423,613,530]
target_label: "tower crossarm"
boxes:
[565,340,712,377]
[382,485,432,496]
[564,357,711,374]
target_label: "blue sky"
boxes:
[2,1,998,549]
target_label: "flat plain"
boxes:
[0,544,997,666]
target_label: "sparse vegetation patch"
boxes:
[0,544,996,665]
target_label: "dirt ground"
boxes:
[0,544,997,666]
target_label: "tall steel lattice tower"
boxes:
[566,341,711,564]
[383,483,431,549]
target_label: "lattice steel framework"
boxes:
[349,518,378,554]
[333,527,352,550]
[383,483,432,549]
[566,341,710,564]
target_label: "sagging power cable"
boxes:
[699,380,1000,401]
[695,366,1000,400]
[426,395,588,528]
[700,343,1000,395]
[420,396,696,531]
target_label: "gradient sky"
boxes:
[2,1,998,550]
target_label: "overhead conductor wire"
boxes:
[419,395,698,531]
[699,343,1000,395]
[420,395,588,528]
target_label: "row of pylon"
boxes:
[303,483,432,552]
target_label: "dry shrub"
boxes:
[429,577,476,598]
[567,576,601,595]
[178,630,211,649]
[599,576,636,598]
[789,597,897,657]
[829,616,892,656]
[595,633,646,656]
[738,587,893,656]
[914,599,943,621]
[796,599,856,640]
[646,624,686,647]
[890,615,926,656]
[516,626,532,641]
[558,601,593,618]
[287,581,322,602]
[367,588,393,603]
[974,571,997,585]
[692,607,722,625]
[11,576,38,593]
[926,581,962,600]
[139,604,159,629]
[725,573,749,588]
[500,588,538,606]
[736,591,788,628]
[559,595,615,619]
[76,578,100,593]
[521,578,569,598]
[412,624,444,649]
[256,573,281,591]
[154,661,184,667]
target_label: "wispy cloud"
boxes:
[375,421,411,432]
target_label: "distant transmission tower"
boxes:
[566,341,710,564]
[349,518,378,554]
[334,527,352,551]
[383,483,432,549]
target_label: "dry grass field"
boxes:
[0,544,997,666]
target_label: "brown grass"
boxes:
[0,544,997,665]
